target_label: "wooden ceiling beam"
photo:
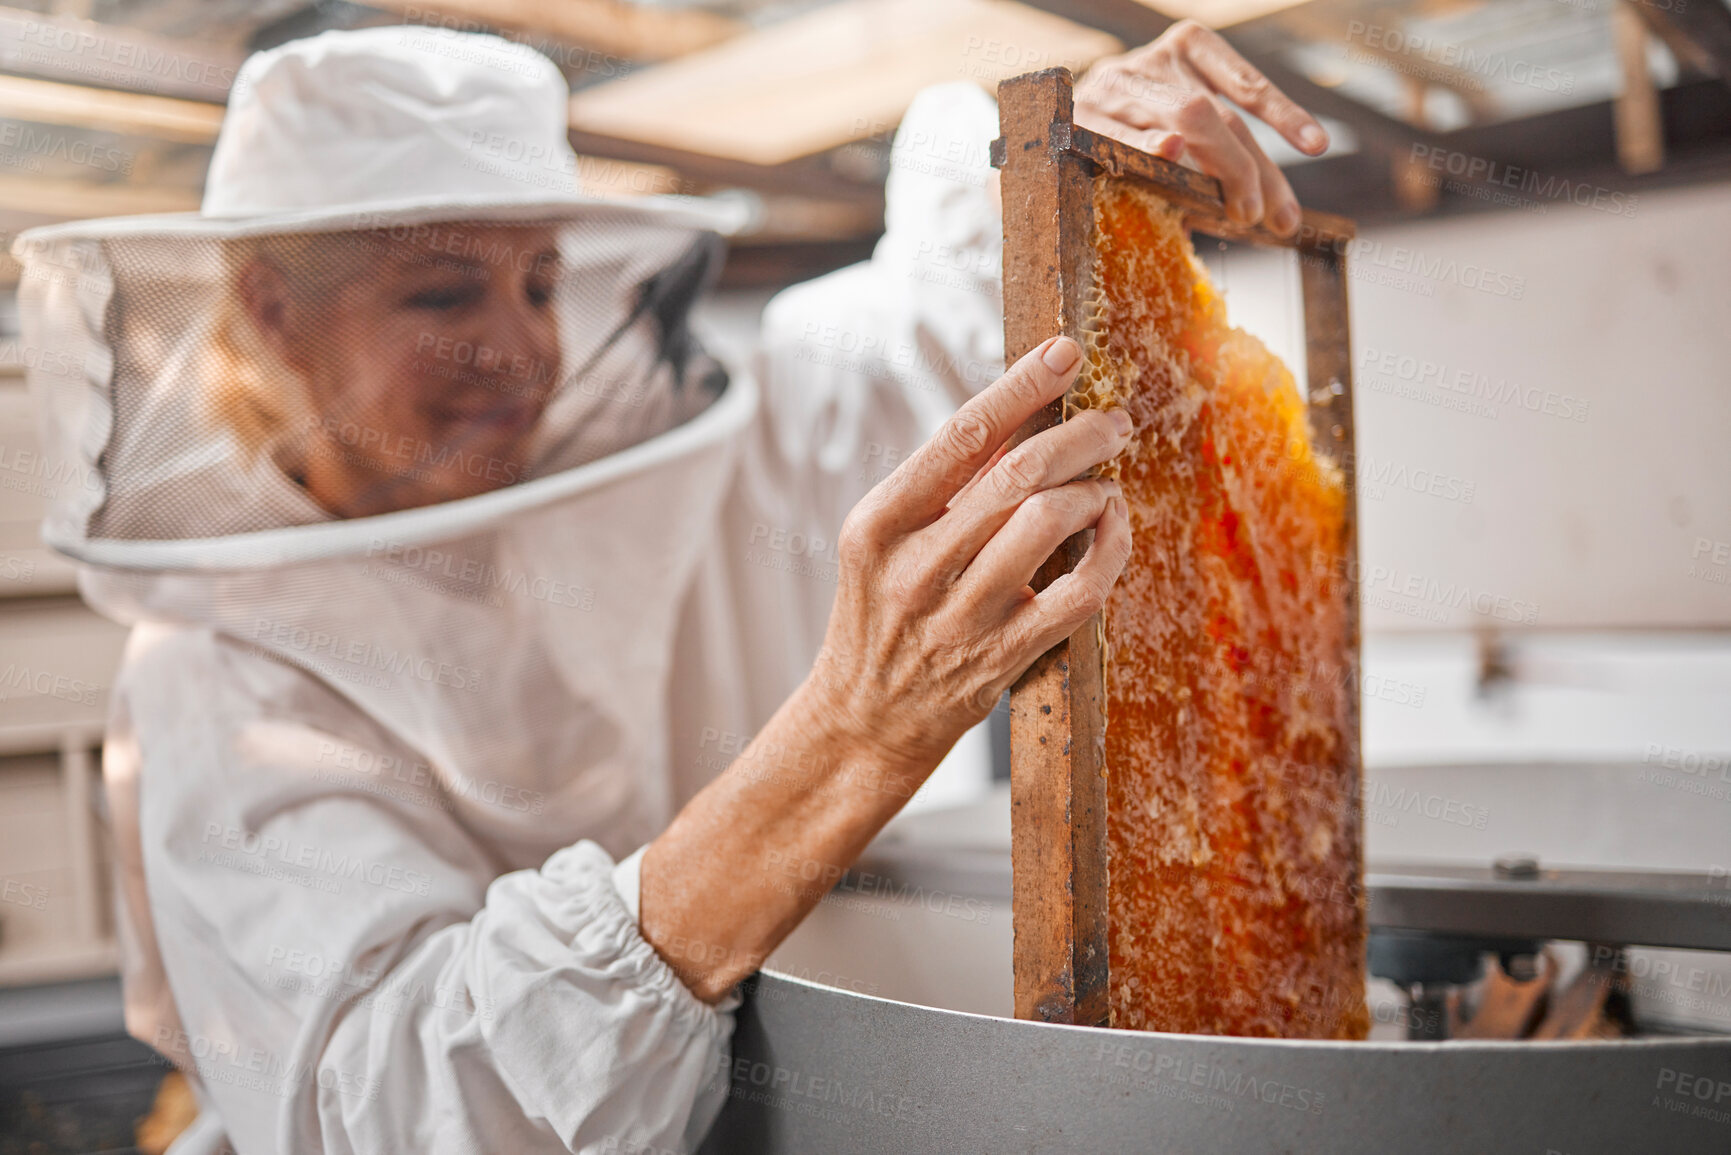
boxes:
[0,171,197,217]
[1283,74,1731,222]
[0,5,241,102]
[1246,47,1452,154]
[1613,0,1664,174]
[1125,0,1317,29]
[0,73,222,144]
[1012,0,1449,158]
[1275,5,1497,123]
[567,126,887,200]
[567,0,1121,167]
[370,0,744,63]
[0,65,887,204]
[1633,0,1731,88]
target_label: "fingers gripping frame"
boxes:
[992,67,1360,1027]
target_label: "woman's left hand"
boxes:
[639,337,1130,1003]
[1075,19,1330,235]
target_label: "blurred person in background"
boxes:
[12,22,1324,1154]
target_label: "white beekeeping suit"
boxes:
[722,81,1006,813]
[13,26,1003,1155]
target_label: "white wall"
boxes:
[1345,181,1731,632]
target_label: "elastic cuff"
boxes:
[610,844,646,922]
[605,843,743,1013]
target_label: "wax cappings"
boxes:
[1079,180,1367,1039]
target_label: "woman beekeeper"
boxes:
[12,22,1326,1155]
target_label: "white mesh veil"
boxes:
[14,213,758,855]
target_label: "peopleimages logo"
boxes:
[1346,22,1575,95]
[1408,145,1638,218]
[364,539,596,612]
[1353,563,1540,625]
[0,664,100,706]
[299,414,526,487]
[250,618,486,691]
[1,878,48,911]
[0,340,85,381]
[1356,345,1591,423]
[14,20,238,90]
[793,321,1000,391]
[1296,230,1527,300]
[1293,558,1540,626]
[200,823,434,897]
[1091,1041,1327,1115]
[313,738,548,815]
[150,1026,379,1103]
[1654,1067,1731,1126]
[0,124,131,174]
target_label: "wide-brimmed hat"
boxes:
[12,25,746,249]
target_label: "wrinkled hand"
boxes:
[1075,19,1329,235]
[806,335,1132,776]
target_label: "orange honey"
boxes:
[1077,179,1367,1038]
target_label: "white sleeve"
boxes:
[117,635,734,1155]
[611,844,647,920]
[314,842,734,1155]
[750,80,1006,537]
[685,82,1006,813]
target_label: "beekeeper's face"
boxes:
[239,223,563,517]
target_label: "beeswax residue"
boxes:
[1078,180,1367,1039]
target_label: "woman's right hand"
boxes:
[1074,20,1329,234]
[804,333,1134,783]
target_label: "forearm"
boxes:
[638,679,922,1003]
[640,335,1131,1006]
[310,844,732,1152]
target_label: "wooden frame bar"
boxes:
[993,66,1360,1028]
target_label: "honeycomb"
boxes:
[1079,179,1367,1039]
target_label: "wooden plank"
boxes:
[1297,221,1362,871]
[1452,954,1554,1040]
[567,126,889,201]
[1283,76,1731,224]
[377,0,743,63]
[59,736,99,944]
[1275,6,1496,123]
[0,5,241,102]
[1531,946,1634,1040]
[1062,122,1356,248]
[0,171,198,216]
[1614,0,1665,175]
[568,0,1121,167]
[993,110,1355,247]
[998,68,1111,1027]
[1125,0,1315,28]
[1014,0,1451,159]
[1634,0,1731,88]
[1297,230,1356,474]
[0,74,221,144]
[1390,76,1442,213]
[1235,46,1454,158]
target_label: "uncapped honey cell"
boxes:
[1079,179,1367,1039]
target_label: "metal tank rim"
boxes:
[702,967,1731,1153]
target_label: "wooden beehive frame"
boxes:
[993,67,1362,1027]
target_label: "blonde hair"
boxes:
[206,231,370,458]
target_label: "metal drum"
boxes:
[703,973,1731,1153]
[700,766,1731,1153]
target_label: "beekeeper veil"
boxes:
[12,27,758,854]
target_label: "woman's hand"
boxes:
[805,334,1132,775]
[1075,19,1329,235]
[639,335,1131,1002]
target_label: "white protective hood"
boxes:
[8,68,1010,1154]
[16,212,751,859]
